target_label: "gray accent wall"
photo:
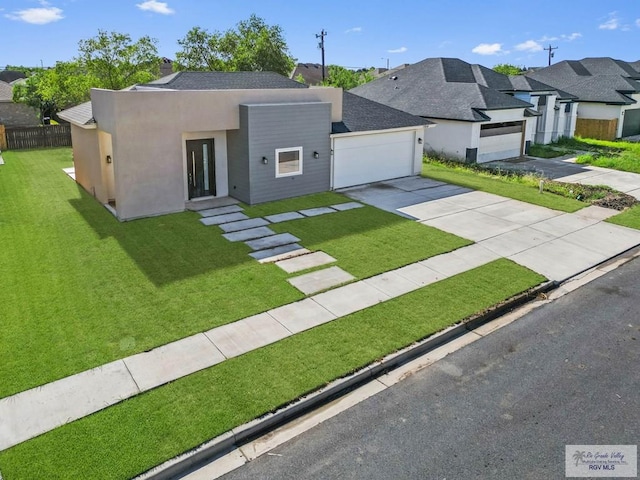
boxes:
[231,102,331,204]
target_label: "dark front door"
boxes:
[622,109,640,138]
[186,139,216,199]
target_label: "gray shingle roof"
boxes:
[332,92,431,134]
[0,70,26,84]
[0,81,13,102]
[141,71,308,90]
[57,101,94,126]
[527,57,640,104]
[350,57,532,122]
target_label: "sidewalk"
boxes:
[3,177,640,452]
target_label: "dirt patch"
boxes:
[592,192,638,211]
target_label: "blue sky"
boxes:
[1,0,639,70]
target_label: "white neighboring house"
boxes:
[351,57,576,164]
[527,57,640,140]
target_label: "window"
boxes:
[275,147,303,177]
[480,121,523,137]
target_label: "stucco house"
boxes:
[527,57,640,140]
[351,57,575,164]
[59,71,429,221]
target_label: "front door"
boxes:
[186,139,216,199]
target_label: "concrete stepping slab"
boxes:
[245,233,300,251]
[275,251,336,273]
[0,360,139,451]
[256,247,311,264]
[423,210,521,242]
[364,270,422,297]
[200,212,248,226]
[219,218,270,233]
[299,207,337,217]
[509,237,609,281]
[573,205,618,221]
[529,213,599,237]
[264,211,304,223]
[62,167,75,179]
[186,197,239,212]
[394,263,444,286]
[123,334,225,392]
[204,313,291,358]
[287,266,355,295]
[0,154,4,165]
[223,226,276,242]
[269,298,337,333]
[331,201,364,211]
[199,205,244,217]
[478,226,557,257]
[312,281,390,317]
[250,243,305,261]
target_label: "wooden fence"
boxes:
[2,124,72,150]
[0,125,6,150]
[575,118,618,141]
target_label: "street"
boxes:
[222,257,640,480]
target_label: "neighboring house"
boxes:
[351,57,571,163]
[0,80,40,127]
[159,58,174,78]
[0,70,26,84]
[289,63,328,85]
[59,71,429,221]
[527,57,640,139]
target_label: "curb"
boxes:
[135,279,558,480]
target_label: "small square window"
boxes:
[275,147,303,177]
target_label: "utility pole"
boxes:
[544,44,558,66]
[316,29,327,82]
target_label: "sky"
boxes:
[1,0,639,70]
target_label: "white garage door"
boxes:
[333,130,416,189]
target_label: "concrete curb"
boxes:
[134,280,558,480]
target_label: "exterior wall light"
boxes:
[313,151,319,159]
[417,138,423,144]
[261,156,268,164]
[106,155,112,164]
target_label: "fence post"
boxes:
[0,125,6,150]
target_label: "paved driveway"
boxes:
[340,176,640,281]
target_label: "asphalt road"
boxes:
[222,257,640,480]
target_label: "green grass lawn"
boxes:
[608,204,640,229]
[0,149,468,398]
[422,160,587,212]
[0,258,545,480]
[555,137,640,174]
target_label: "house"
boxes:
[59,71,429,221]
[527,57,640,139]
[351,57,573,163]
[0,80,40,127]
[289,63,329,85]
[0,70,26,84]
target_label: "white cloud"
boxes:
[136,0,174,15]
[561,32,582,41]
[387,46,408,54]
[636,18,640,27]
[5,5,63,24]
[471,43,504,55]
[539,35,558,42]
[345,27,362,34]
[599,12,619,30]
[515,40,543,52]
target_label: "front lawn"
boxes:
[555,137,640,174]
[422,158,587,212]
[0,258,545,480]
[0,149,468,398]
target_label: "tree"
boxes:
[322,65,374,90]
[493,63,526,76]
[78,30,161,90]
[175,15,296,76]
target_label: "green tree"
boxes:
[322,65,374,90]
[78,30,161,90]
[493,63,526,75]
[175,14,296,76]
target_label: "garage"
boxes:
[622,108,640,138]
[477,121,525,163]
[332,130,419,189]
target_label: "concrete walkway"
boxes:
[4,174,640,452]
